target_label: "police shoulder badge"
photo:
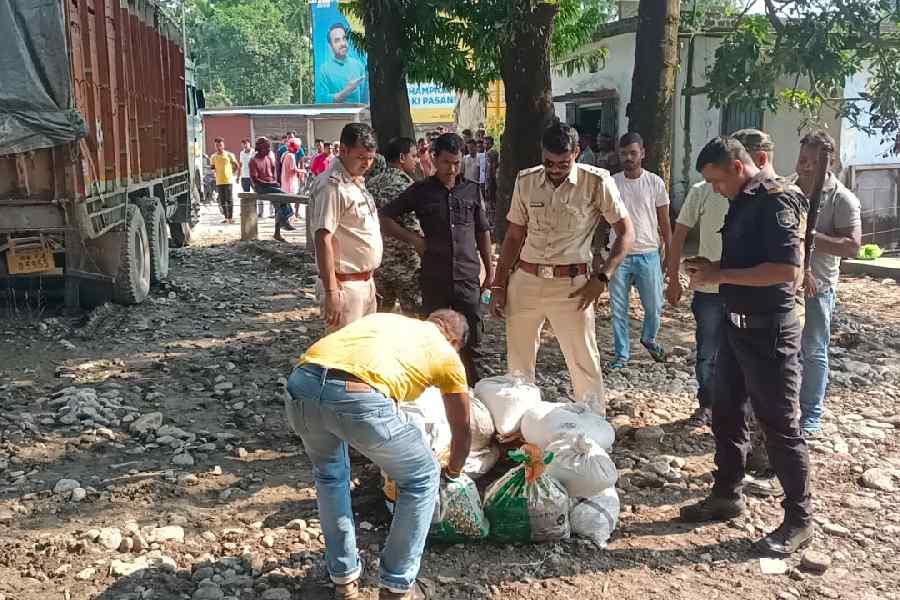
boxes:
[776,208,799,229]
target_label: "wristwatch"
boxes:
[592,272,609,283]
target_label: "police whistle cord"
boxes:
[803,145,831,269]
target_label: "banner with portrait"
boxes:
[311,0,456,123]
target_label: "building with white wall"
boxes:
[551,13,900,249]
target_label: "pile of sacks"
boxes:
[478,375,619,546]
[384,374,620,547]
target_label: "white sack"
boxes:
[469,395,496,450]
[545,433,618,498]
[570,487,620,547]
[475,375,541,435]
[520,402,615,451]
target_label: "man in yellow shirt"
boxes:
[287,309,472,600]
[210,137,240,224]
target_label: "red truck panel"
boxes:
[67,0,186,195]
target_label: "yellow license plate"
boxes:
[7,247,55,274]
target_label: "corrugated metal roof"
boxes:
[201,104,368,117]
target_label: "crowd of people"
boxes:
[212,118,861,600]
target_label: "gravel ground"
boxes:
[1,209,899,600]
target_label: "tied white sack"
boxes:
[406,387,495,453]
[545,432,618,498]
[570,487,620,547]
[474,374,541,435]
[464,445,501,479]
[521,402,615,451]
[405,387,451,456]
[469,395,496,450]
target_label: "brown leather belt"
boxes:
[327,368,375,393]
[518,261,589,279]
[335,271,372,282]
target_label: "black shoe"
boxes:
[679,494,746,523]
[756,521,814,556]
[281,221,296,231]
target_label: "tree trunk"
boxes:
[362,1,415,151]
[627,0,680,187]
[494,2,559,241]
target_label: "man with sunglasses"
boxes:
[490,121,635,411]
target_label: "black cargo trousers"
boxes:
[419,275,482,386]
[711,312,812,526]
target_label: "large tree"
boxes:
[627,0,681,186]
[175,0,313,107]
[346,0,613,238]
[704,0,900,143]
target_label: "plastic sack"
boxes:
[521,402,615,451]
[483,444,571,543]
[461,445,500,479]
[405,387,451,456]
[570,487,620,547]
[429,473,490,543]
[545,433,618,498]
[469,395,496,450]
[475,374,542,435]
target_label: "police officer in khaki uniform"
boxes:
[309,123,382,334]
[490,122,635,409]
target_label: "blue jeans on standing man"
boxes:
[691,291,725,409]
[799,287,836,434]
[610,250,663,361]
[285,364,439,593]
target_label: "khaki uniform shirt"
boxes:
[309,159,383,274]
[507,163,628,265]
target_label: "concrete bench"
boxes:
[237,193,309,241]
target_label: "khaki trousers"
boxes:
[506,269,605,408]
[317,278,377,334]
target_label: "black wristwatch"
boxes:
[592,272,609,283]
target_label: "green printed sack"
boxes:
[483,444,571,544]
[429,473,490,543]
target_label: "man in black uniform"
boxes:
[679,136,812,556]
[380,133,494,384]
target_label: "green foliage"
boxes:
[342,0,615,96]
[175,0,313,107]
[705,0,900,142]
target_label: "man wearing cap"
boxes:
[309,123,382,333]
[490,121,635,408]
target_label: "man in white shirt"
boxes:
[666,181,729,425]
[238,139,260,216]
[608,132,672,368]
[463,139,480,183]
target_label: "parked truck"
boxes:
[0,0,201,307]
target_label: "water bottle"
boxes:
[480,288,492,304]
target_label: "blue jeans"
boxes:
[609,251,663,361]
[799,288,836,433]
[285,365,439,592]
[691,291,725,409]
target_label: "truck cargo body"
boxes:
[0,0,196,305]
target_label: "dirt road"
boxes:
[1,212,899,600]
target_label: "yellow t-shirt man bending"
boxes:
[287,310,472,598]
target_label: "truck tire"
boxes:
[113,205,151,305]
[139,198,169,282]
[169,222,192,248]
